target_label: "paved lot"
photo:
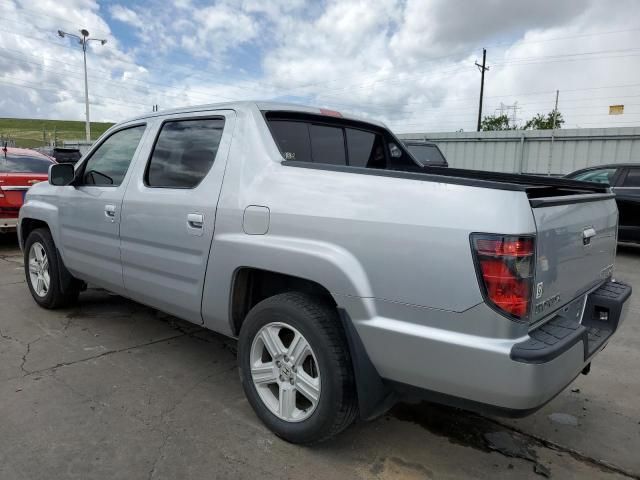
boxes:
[1,232,639,480]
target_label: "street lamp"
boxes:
[58,29,107,142]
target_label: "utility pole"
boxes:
[547,90,560,175]
[57,29,107,143]
[475,48,489,131]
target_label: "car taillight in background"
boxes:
[471,234,535,322]
[0,186,4,198]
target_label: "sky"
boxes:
[0,0,639,133]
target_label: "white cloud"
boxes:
[0,0,638,135]
[109,5,139,25]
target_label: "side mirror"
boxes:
[49,163,75,186]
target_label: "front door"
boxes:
[57,124,148,294]
[120,111,235,323]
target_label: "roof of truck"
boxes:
[124,101,387,128]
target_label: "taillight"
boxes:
[0,186,4,198]
[471,234,535,322]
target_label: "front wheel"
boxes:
[24,228,79,309]
[238,292,358,444]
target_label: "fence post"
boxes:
[518,133,526,174]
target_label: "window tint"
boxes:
[146,118,224,188]
[572,168,616,185]
[269,120,311,162]
[267,114,417,171]
[622,168,640,187]
[406,144,446,166]
[82,125,145,186]
[346,128,386,168]
[309,125,345,165]
[0,155,52,173]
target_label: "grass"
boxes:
[0,117,114,149]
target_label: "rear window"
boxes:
[406,144,446,166]
[269,121,311,162]
[622,168,640,187]
[309,124,345,165]
[0,155,52,174]
[346,128,384,168]
[267,113,415,170]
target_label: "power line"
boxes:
[0,76,151,109]
[0,50,235,104]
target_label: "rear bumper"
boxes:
[511,281,631,365]
[0,218,17,233]
[350,280,632,415]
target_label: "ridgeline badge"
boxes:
[535,294,561,315]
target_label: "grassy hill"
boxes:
[0,118,114,149]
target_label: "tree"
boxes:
[523,109,564,130]
[480,114,518,131]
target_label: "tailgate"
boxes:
[0,173,45,207]
[531,194,617,325]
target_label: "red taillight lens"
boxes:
[471,234,535,321]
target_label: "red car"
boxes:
[0,147,55,233]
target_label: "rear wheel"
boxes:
[238,292,358,444]
[24,228,79,309]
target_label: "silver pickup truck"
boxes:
[18,102,632,444]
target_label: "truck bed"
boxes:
[284,161,611,200]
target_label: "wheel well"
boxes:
[230,268,336,335]
[21,218,49,240]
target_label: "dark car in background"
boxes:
[566,164,640,244]
[41,147,82,164]
[403,141,448,167]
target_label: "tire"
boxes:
[24,228,80,309]
[238,292,358,444]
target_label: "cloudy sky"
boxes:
[0,0,639,133]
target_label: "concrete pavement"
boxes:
[1,233,638,479]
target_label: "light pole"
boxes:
[57,29,107,142]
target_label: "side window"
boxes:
[309,125,346,165]
[146,118,225,188]
[82,125,146,186]
[622,168,640,187]
[573,168,616,185]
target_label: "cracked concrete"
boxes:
[1,233,639,479]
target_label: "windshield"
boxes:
[0,154,52,174]
[406,144,446,166]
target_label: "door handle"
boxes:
[104,204,116,222]
[187,213,204,229]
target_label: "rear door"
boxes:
[612,167,640,243]
[531,196,618,324]
[120,110,235,323]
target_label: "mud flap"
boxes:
[338,308,396,420]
